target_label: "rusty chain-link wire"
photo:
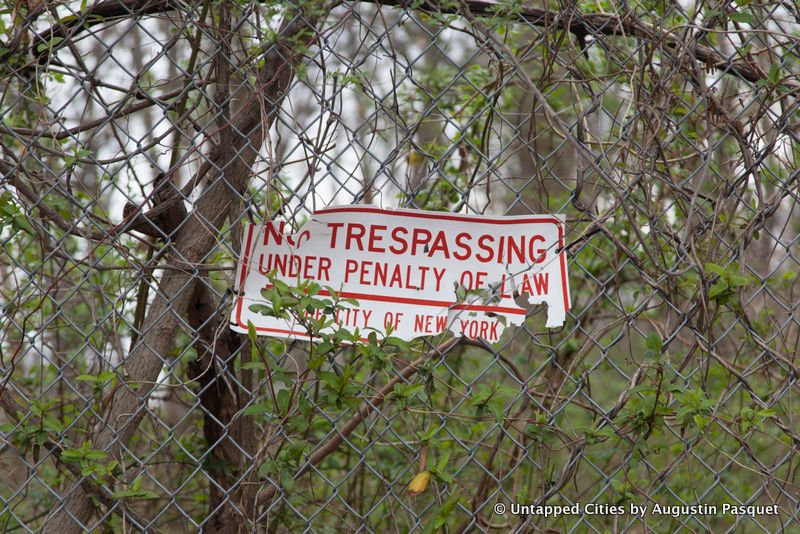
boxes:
[1,0,800,532]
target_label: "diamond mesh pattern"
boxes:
[1,0,799,532]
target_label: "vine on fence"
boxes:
[1,0,799,532]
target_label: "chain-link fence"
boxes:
[1,0,799,532]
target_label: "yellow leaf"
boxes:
[407,470,430,495]
[407,151,425,169]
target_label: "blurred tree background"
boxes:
[1,0,799,532]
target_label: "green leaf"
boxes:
[112,487,158,500]
[394,383,425,399]
[248,303,273,315]
[418,426,438,443]
[629,384,655,396]
[645,332,663,352]
[84,449,108,461]
[36,37,64,53]
[693,413,708,430]
[243,402,272,416]
[488,398,505,423]
[728,274,750,288]
[470,384,492,405]
[281,467,295,493]
[708,281,729,299]
[61,449,84,462]
[12,215,32,233]
[75,375,98,382]
[277,389,291,416]
[768,64,781,84]
[729,11,753,24]
[704,262,726,277]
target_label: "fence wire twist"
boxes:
[1,0,800,532]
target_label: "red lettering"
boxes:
[261,254,331,281]
[295,229,311,247]
[273,254,287,275]
[413,314,447,334]
[368,224,387,253]
[411,228,432,255]
[404,265,417,289]
[433,268,445,291]
[476,235,494,263]
[288,256,300,277]
[519,272,549,295]
[374,261,387,286]
[389,265,403,286]
[499,274,511,297]
[344,259,358,282]
[303,257,314,279]
[346,223,366,251]
[529,235,546,263]
[318,257,331,281]
[489,321,499,340]
[458,319,499,341]
[521,274,532,294]
[479,321,488,339]
[390,227,408,254]
[506,235,525,263]
[360,261,373,285]
[428,231,450,258]
[416,266,429,290]
[264,221,286,246]
[497,236,504,265]
[454,232,472,260]
[258,253,270,275]
[327,222,344,248]
[533,272,549,294]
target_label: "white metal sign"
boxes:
[230,206,570,342]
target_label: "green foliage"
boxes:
[469,383,507,423]
[0,191,32,236]
[738,406,775,434]
[675,388,715,430]
[61,441,117,478]
[1,0,796,530]
[705,262,755,305]
[523,411,557,445]
[390,382,426,410]
[75,370,117,405]
[111,476,159,500]
[422,492,462,533]
[427,452,454,484]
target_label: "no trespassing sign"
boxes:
[230,205,570,343]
